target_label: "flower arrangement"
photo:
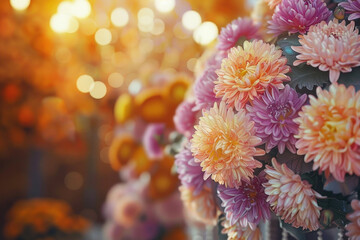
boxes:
[173,0,360,239]
[103,73,192,240]
[4,199,89,240]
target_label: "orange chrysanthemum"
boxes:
[221,219,262,240]
[292,20,360,83]
[191,102,264,188]
[264,158,324,231]
[295,84,360,182]
[179,186,218,226]
[215,40,290,111]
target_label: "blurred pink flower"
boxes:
[217,17,261,52]
[193,67,221,111]
[114,195,145,228]
[268,0,331,36]
[339,0,360,20]
[292,19,360,83]
[174,101,197,138]
[143,123,165,160]
[153,192,184,226]
[175,144,211,195]
[246,85,307,154]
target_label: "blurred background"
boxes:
[0,0,256,239]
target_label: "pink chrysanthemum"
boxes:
[114,194,144,228]
[222,219,262,240]
[218,174,271,227]
[339,0,360,20]
[346,199,360,239]
[193,67,221,111]
[143,123,165,160]
[174,101,197,138]
[246,85,307,154]
[217,17,261,52]
[268,0,331,36]
[215,40,290,111]
[295,84,360,182]
[292,19,360,83]
[191,102,264,188]
[263,158,324,231]
[175,144,211,195]
[265,0,282,9]
[179,185,218,225]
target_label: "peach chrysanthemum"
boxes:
[179,185,218,226]
[295,84,360,182]
[265,0,282,9]
[221,219,262,240]
[215,40,290,111]
[263,158,324,231]
[346,199,360,239]
[191,102,264,188]
[292,19,360,83]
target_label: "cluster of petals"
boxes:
[247,85,307,154]
[268,0,331,36]
[263,158,324,231]
[193,67,220,111]
[175,144,211,195]
[346,199,360,239]
[339,0,360,20]
[292,19,360,83]
[221,219,262,240]
[217,17,261,52]
[295,84,360,182]
[215,40,290,111]
[173,101,197,138]
[217,174,270,228]
[179,185,218,226]
[191,102,264,188]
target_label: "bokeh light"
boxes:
[151,18,165,35]
[193,21,218,45]
[72,0,91,19]
[95,28,112,45]
[111,8,129,27]
[90,81,107,99]
[182,10,201,31]
[10,0,31,11]
[76,75,94,93]
[154,0,175,13]
[128,80,142,95]
[50,13,72,33]
[108,72,124,88]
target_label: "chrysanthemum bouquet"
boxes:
[173,0,360,239]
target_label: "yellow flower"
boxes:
[191,101,264,188]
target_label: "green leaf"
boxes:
[288,64,330,91]
[276,150,313,174]
[337,66,360,91]
[277,34,301,66]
